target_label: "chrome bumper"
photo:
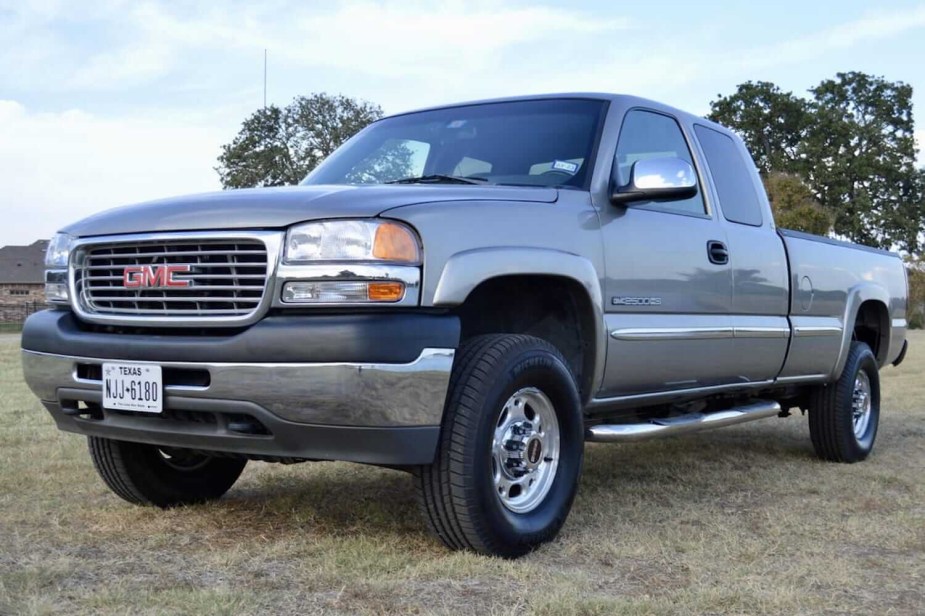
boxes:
[21,348,454,428]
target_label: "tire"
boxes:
[808,341,880,463]
[87,437,247,507]
[415,334,584,558]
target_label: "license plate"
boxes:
[102,362,163,413]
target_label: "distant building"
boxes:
[0,240,48,321]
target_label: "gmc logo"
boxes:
[123,265,192,288]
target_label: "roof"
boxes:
[0,240,48,284]
[383,92,706,124]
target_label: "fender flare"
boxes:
[831,282,891,378]
[432,247,606,399]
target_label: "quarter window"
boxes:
[614,110,705,216]
[694,125,763,226]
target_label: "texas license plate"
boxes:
[102,362,163,413]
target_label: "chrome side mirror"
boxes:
[611,157,698,205]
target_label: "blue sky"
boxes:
[1,0,924,246]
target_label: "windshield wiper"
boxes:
[386,174,488,185]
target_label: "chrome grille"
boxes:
[74,236,270,321]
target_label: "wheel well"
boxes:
[853,300,889,363]
[453,275,596,400]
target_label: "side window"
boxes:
[615,110,705,216]
[693,125,763,226]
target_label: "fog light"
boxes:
[45,270,69,304]
[45,282,69,303]
[282,280,405,304]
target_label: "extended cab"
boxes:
[21,94,909,557]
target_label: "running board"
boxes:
[585,400,782,443]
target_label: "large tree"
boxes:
[709,72,923,252]
[216,93,383,188]
[804,72,920,251]
[707,81,811,175]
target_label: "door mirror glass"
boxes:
[611,156,698,205]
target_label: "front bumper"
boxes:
[21,310,459,465]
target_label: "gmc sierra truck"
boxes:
[21,94,909,558]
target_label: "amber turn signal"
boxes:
[372,222,420,262]
[367,281,405,302]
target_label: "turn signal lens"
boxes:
[373,222,420,262]
[367,281,405,302]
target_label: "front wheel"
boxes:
[415,334,584,558]
[808,341,881,463]
[88,437,247,507]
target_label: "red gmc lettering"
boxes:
[123,265,191,288]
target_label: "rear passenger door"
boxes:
[692,125,790,383]
[598,109,737,397]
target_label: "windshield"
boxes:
[302,99,607,189]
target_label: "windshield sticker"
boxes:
[446,120,467,129]
[552,160,579,174]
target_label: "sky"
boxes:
[1,0,924,247]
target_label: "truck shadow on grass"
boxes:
[209,423,815,542]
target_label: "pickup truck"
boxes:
[21,94,909,558]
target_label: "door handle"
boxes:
[707,240,728,265]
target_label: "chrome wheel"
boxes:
[491,387,560,514]
[851,371,873,439]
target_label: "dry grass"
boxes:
[1,332,923,615]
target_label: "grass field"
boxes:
[1,333,922,615]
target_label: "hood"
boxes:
[61,184,558,237]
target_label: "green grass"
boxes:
[0,323,23,333]
[1,332,923,615]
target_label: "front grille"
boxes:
[74,237,270,321]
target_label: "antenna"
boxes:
[263,49,267,108]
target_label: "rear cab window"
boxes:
[693,125,764,226]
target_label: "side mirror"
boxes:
[611,157,698,205]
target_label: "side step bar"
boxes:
[585,400,782,443]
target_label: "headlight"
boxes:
[45,232,74,268]
[44,232,73,304]
[285,220,420,263]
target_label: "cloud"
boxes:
[0,100,230,245]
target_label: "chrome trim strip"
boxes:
[22,347,454,428]
[586,400,782,442]
[610,326,734,341]
[273,263,421,308]
[610,325,790,341]
[774,374,829,384]
[732,326,790,339]
[588,379,775,411]
[793,326,843,337]
[67,230,284,328]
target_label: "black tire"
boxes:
[415,334,584,558]
[808,341,880,463]
[87,437,247,507]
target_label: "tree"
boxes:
[804,72,921,252]
[707,81,811,175]
[216,93,383,188]
[906,255,925,329]
[710,72,924,252]
[763,173,831,235]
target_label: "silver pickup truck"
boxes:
[21,94,909,558]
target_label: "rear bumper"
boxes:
[21,310,459,465]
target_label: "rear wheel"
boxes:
[88,437,247,507]
[415,334,584,558]
[808,341,880,463]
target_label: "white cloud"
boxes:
[0,100,230,245]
